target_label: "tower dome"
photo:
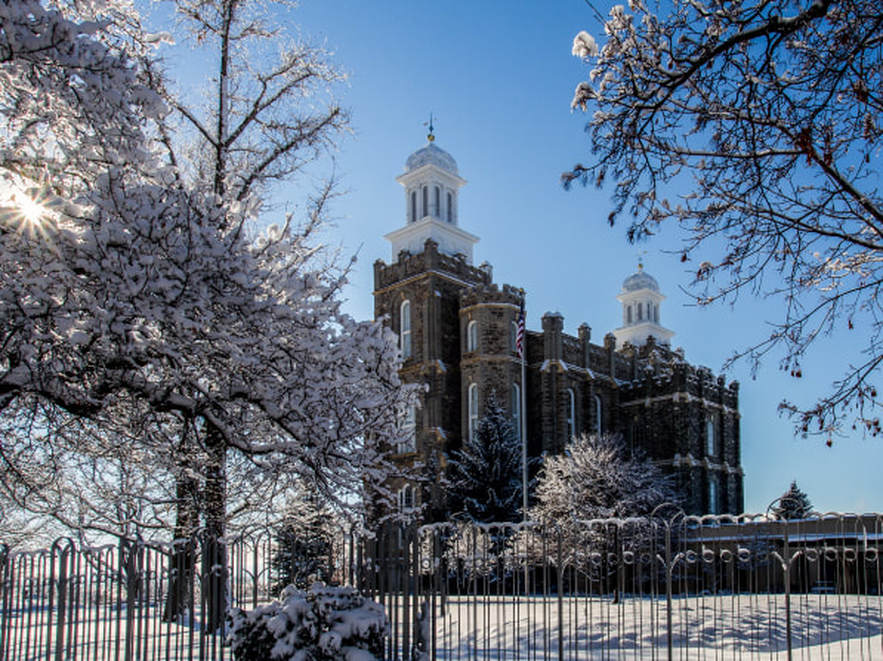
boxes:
[405,142,458,175]
[622,266,659,293]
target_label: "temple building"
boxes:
[373,134,744,518]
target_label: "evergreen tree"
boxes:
[772,481,813,520]
[447,392,523,525]
[271,487,337,594]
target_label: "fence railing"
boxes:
[362,514,883,660]
[2,514,882,660]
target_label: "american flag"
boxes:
[515,299,525,359]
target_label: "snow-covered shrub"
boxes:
[228,584,387,660]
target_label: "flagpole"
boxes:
[517,292,529,596]
[521,347,528,521]
[517,291,528,522]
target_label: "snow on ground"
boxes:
[391,593,883,660]
[4,594,883,659]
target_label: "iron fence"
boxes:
[363,514,883,660]
[1,514,882,660]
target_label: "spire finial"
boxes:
[637,249,647,271]
[426,113,435,142]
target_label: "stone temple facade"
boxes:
[374,135,744,519]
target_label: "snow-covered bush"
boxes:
[228,584,387,661]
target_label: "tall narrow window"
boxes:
[653,304,659,324]
[410,191,416,223]
[422,186,428,218]
[566,388,575,442]
[398,485,415,513]
[466,320,478,352]
[400,300,412,359]
[594,394,603,434]
[706,414,716,456]
[447,192,453,222]
[512,383,521,441]
[627,306,632,324]
[637,303,643,321]
[708,478,718,514]
[510,321,518,352]
[434,186,441,217]
[468,383,479,442]
[398,406,416,454]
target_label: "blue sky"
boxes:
[149,0,883,514]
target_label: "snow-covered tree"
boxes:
[0,0,417,626]
[531,434,676,552]
[529,434,677,601]
[772,481,814,520]
[566,1,883,440]
[446,392,524,525]
[533,434,676,522]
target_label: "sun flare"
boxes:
[17,193,46,226]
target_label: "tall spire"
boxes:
[386,130,478,264]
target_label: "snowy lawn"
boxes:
[5,593,883,659]
[402,593,883,660]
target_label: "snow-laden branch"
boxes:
[567,0,883,438]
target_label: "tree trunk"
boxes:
[612,525,621,605]
[201,421,227,632]
[163,434,199,623]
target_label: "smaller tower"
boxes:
[612,263,674,348]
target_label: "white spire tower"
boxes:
[384,124,479,263]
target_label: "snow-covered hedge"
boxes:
[228,584,387,660]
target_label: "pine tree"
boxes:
[772,481,813,520]
[447,392,523,525]
[271,487,337,594]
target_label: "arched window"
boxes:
[468,383,479,442]
[510,321,518,352]
[637,302,643,321]
[446,192,453,222]
[594,394,603,434]
[708,478,718,514]
[566,388,575,442]
[398,406,416,454]
[512,383,521,441]
[627,305,632,324]
[422,186,428,218]
[466,320,478,352]
[400,300,412,359]
[398,485,415,513]
[434,186,441,217]
[410,191,416,223]
[706,414,716,456]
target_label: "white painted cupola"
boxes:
[384,129,479,264]
[612,263,675,348]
